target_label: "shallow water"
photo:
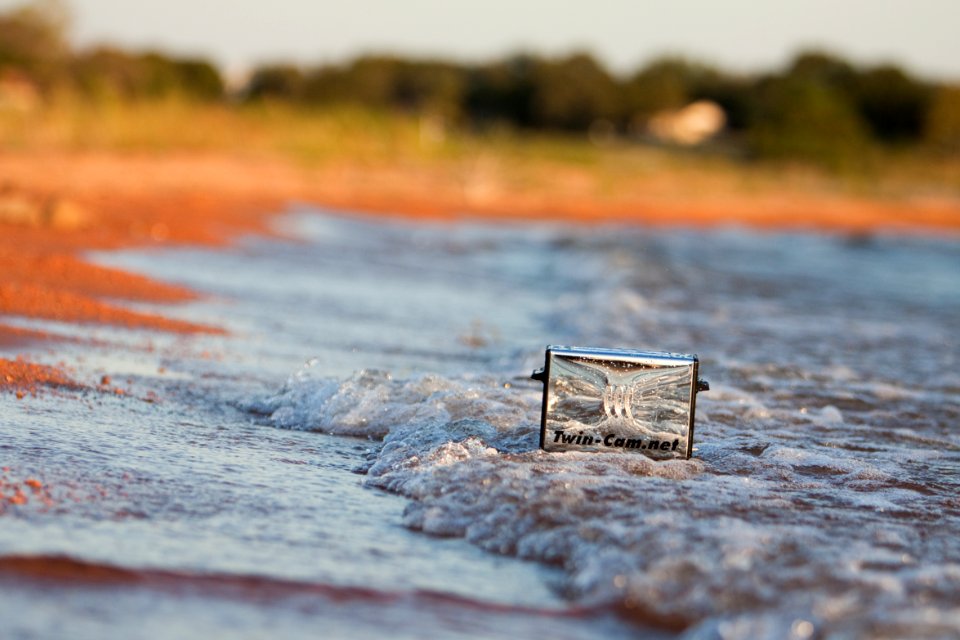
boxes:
[2,208,958,638]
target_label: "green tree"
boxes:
[0,0,70,88]
[246,64,305,101]
[787,51,931,144]
[622,57,738,134]
[623,57,706,116]
[71,47,146,99]
[787,51,857,88]
[171,58,223,101]
[72,48,224,101]
[298,56,466,119]
[746,75,870,166]
[695,75,753,131]
[529,52,619,131]
[464,54,537,127]
[850,65,931,143]
[925,85,960,155]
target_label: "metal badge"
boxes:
[531,346,708,460]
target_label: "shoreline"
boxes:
[4,151,960,233]
[2,150,959,393]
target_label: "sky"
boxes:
[5,0,959,80]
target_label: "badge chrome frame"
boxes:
[531,346,707,460]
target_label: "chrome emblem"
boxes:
[532,346,708,459]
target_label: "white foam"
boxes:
[248,360,538,442]
[250,355,960,638]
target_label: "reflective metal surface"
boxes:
[534,346,703,459]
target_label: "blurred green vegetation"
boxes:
[1,0,959,174]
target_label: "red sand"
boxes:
[0,357,83,397]
[0,324,53,349]
[1,150,958,393]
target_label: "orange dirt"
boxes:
[1,150,958,393]
[0,153,286,392]
[0,357,83,396]
[0,323,52,349]
[0,283,221,333]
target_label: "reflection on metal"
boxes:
[531,346,707,460]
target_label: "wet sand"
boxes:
[1,150,959,393]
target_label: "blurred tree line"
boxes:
[0,0,222,101]
[2,0,959,164]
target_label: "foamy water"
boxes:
[2,210,958,638]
